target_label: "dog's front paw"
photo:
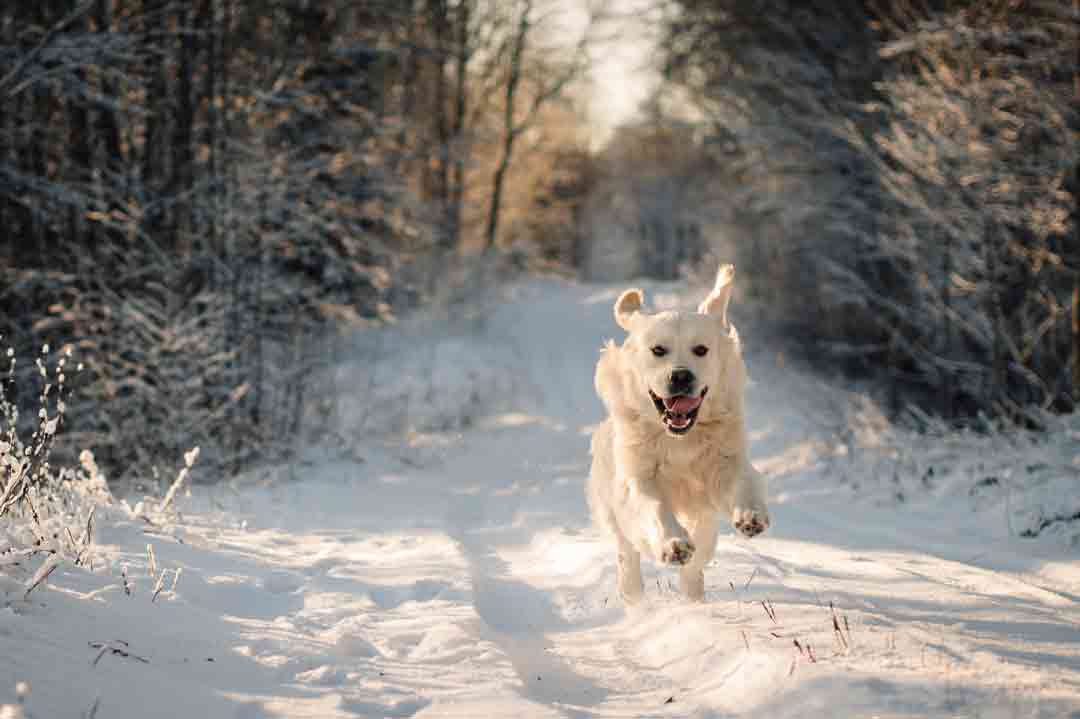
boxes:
[659,537,695,565]
[732,506,770,538]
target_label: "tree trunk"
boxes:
[68,0,92,251]
[986,229,1007,411]
[141,0,170,241]
[29,58,49,261]
[393,1,419,177]
[484,2,530,252]
[94,0,124,249]
[170,1,195,253]
[941,228,954,419]
[95,5,123,149]
[200,0,218,257]
[0,8,13,262]
[68,66,92,250]
[447,0,470,250]
[1072,0,1080,403]
[429,0,451,251]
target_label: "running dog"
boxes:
[587,265,770,603]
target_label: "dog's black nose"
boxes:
[669,368,695,395]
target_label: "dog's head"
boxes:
[610,265,742,437]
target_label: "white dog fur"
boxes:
[587,265,770,603]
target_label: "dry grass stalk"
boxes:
[170,567,182,592]
[761,598,777,623]
[830,601,851,651]
[159,447,200,513]
[89,640,148,667]
[151,571,167,603]
[23,553,60,599]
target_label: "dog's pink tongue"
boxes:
[664,395,702,414]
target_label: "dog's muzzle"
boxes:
[649,386,708,435]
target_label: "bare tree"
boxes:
[482,0,600,251]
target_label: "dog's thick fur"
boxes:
[587,265,770,603]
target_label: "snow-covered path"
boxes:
[3,279,1079,718]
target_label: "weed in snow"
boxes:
[0,342,105,595]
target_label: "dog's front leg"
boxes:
[623,477,695,566]
[730,463,770,538]
[616,534,644,604]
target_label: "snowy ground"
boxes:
[2,278,1079,719]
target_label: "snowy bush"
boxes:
[822,392,1080,543]
[0,335,200,584]
[0,341,107,562]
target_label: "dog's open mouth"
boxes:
[649,387,708,435]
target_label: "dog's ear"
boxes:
[614,288,644,331]
[698,264,734,328]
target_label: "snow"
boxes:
[2,277,1079,718]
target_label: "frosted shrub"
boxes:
[0,340,107,556]
[824,391,1080,542]
[0,343,70,519]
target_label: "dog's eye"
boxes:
[692,345,708,357]
[651,345,667,357]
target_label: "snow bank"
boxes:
[820,394,1080,544]
[332,331,523,437]
[319,304,532,447]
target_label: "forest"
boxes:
[0,0,1076,490]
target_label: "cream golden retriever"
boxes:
[588,265,770,604]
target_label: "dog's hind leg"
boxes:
[616,533,644,605]
[680,566,704,602]
[679,515,719,602]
